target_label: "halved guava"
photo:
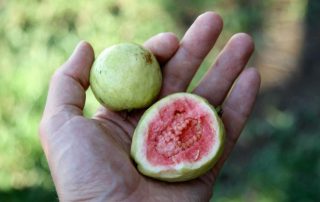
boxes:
[131,93,225,182]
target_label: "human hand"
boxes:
[39,12,260,202]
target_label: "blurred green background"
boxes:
[0,0,319,201]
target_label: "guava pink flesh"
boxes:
[146,98,215,166]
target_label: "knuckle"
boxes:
[50,68,64,83]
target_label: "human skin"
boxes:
[39,12,261,202]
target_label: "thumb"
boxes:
[43,41,94,121]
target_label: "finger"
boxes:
[193,33,254,106]
[213,68,260,175]
[43,41,94,120]
[160,12,223,96]
[143,32,179,65]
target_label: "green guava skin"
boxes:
[131,93,225,182]
[90,43,162,111]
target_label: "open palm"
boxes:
[39,12,260,202]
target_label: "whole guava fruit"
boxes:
[90,43,162,111]
[131,93,225,182]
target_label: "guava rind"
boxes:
[131,93,225,182]
[90,43,162,111]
